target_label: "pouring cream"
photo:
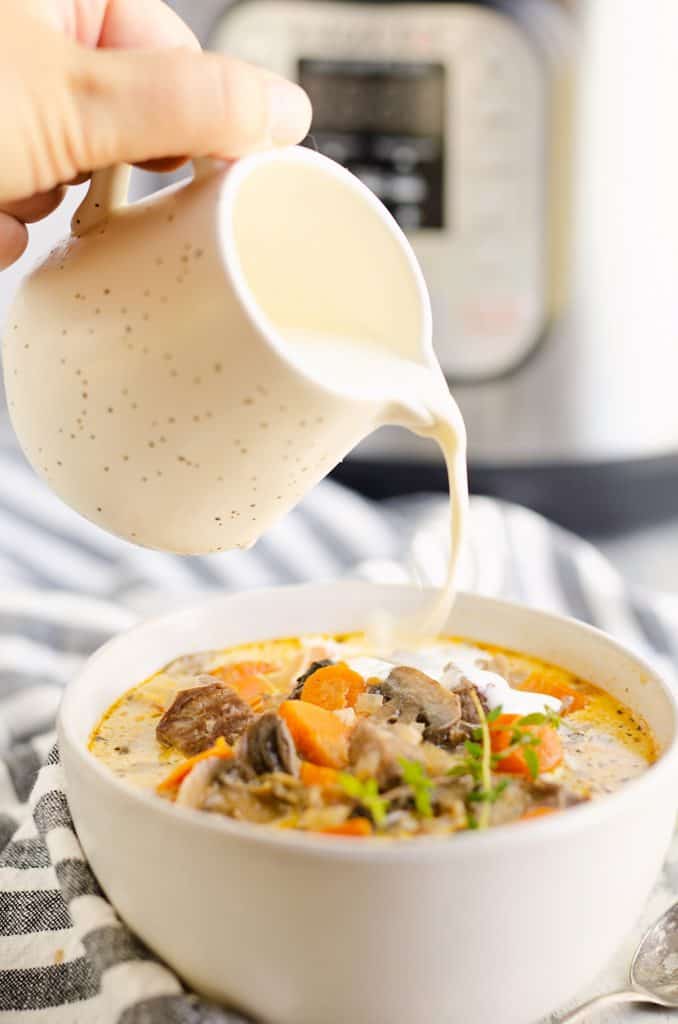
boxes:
[281,327,469,642]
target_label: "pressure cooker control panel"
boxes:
[211,1,551,381]
[298,59,446,232]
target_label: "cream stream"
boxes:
[280,329,469,643]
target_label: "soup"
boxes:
[90,633,656,838]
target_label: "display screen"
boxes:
[299,60,445,136]
[299,59,446,230]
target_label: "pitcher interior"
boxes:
[227,156,431,394]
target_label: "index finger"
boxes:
[94,0,201,50]
[28,0,202,49]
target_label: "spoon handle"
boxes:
[559,989,659,1022]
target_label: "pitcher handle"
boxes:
[71,157,219,236]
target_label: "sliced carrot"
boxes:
[318,818,373,837]
[300,662,366,710]
[300,762,341,789]
[520,807,559,821]
[210,660,278,710]
[233,676,277,711]
[490,714,563,776]
[518,674,588,714]
[211,659,277,683]
[156,736,233,794]
[279,700,350,769]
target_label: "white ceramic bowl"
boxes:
[59,583,678,1024]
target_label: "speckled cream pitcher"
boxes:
[3,148,442,554]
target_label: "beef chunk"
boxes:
[444,679,491,746]
[156,676,253,755]
[455,679,489,725]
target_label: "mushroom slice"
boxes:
[373,666,462,746]
[289,658,334,699]
[176,756,222,809]
[241,713,300,777]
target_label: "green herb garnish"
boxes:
[338,774,389,827]
[468,689,493,829]
[517,708,562,729]
[447,697,561,823]
[398,758,434,818]
[522,745,540,780]
[467,779,509,804]
[491,706,561,780]
[446,693,499,828]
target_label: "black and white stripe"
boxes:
[0,434,676,1022]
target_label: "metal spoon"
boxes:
[560,901,678,1021]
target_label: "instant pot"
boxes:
[167,0,678,535]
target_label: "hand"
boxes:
[0,0,312,269]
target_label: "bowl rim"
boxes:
[59,582,678,863]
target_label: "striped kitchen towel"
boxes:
[1,424,677,1022]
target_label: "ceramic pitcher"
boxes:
[3,148,444,554]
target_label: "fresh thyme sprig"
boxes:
[448,698,507,828]
[448,701,561,826]
[398,758,434,818]
[338,705,560,831]
[469,688,492,829]
[338,774,389,827]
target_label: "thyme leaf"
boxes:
[398,758,434,818]
[523,745,540,781]
[338,774,389,827]
[518,708,562,729]
[467,779,509,803]
[517,712,548,726]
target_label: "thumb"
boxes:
[69,45,312,171]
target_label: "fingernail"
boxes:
[267,78,312,146]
